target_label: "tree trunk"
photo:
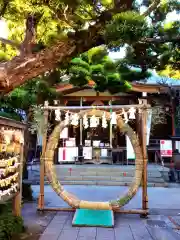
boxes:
[0,23,104,92]
[0,0,160,93]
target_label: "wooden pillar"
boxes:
[38,107,48,210]
[141,101,148,216]
[109,99,113,148]
[171,96,176,167]
[13,142,24,216]
[80,97,83,146]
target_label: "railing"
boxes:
[149,139,160,146]
[155,150,164,166]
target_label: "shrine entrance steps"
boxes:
[28,164,169,187]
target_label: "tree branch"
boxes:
[0,0,167,92]
[114,0,134,10]
[141,36,180,44]
[0,0,10,17]
[0,37,20,49]
[142,0,161,17]
[20,14,41,56]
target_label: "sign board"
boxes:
[58,147,78,162]
[160,140,172,157]
[174,97,180,136]
[60,127,68,139]
[101,148,108,157]
[66,138,76,147]
[85,140,91,147]
[146,109,152,145]
[126,135,135,160]
[93,140,100,147]
[83,147,92,160]
[175,141,180,153]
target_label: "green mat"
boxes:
[72,209,114,227]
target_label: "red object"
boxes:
[63,148,66,160]
[160,150,172,157]
[161,140,165,144]
[123,172,126,177]
[69,168,72,176]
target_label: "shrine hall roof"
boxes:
[56,77,180,95]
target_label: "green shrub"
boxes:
[0,203,24,240]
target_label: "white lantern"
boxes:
[71,113,79,126]
[44,101,49,107]
[64,111,70,125]
[111,112,117,125]
[90,115,99,128]
[102,112,108,128]
[54,100,59,105]
[55,109,61,121]
[83,115,89,129]
[122,108,128,123]
[128,107,136,119]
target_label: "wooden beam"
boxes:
[59,96,135,101]
[56,81,169,95]
[0,117,26,130]
[37,207,148,215]
[131,84,166,93]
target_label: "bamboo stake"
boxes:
[38,108,48,210]
[109,99,113,148]
[42,104,150,110]
[141,102,148,216]
[37,207,148,215]
[80,97,83,146]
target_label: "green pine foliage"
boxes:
[105,11,148,47]
[68,46,151,93]
[0,0,179,91]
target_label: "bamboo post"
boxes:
[141,102,148,217]
[38,107,48,210]
[171,96,176,168]
[13,142,24,216]
[80,97,83,146]
[109,100,113,148]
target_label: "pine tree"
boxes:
[0,0,179,92]
[68,46,151,93]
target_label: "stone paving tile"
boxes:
[58,229,79,240]
[78,227,97,238]
[147,226,180,240]
[115,225,134,240]
[39,233,61,240]
[96,228,115,240]
[130,224,153,240]
[39,212,180,240]
[77,236,96,240]
[63,218,80,230]
[114,214,146,227]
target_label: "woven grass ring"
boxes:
[44,109,143,210]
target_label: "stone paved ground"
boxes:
[25,185,180,240]
[39,212,180,240]
[32,185,180,210]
